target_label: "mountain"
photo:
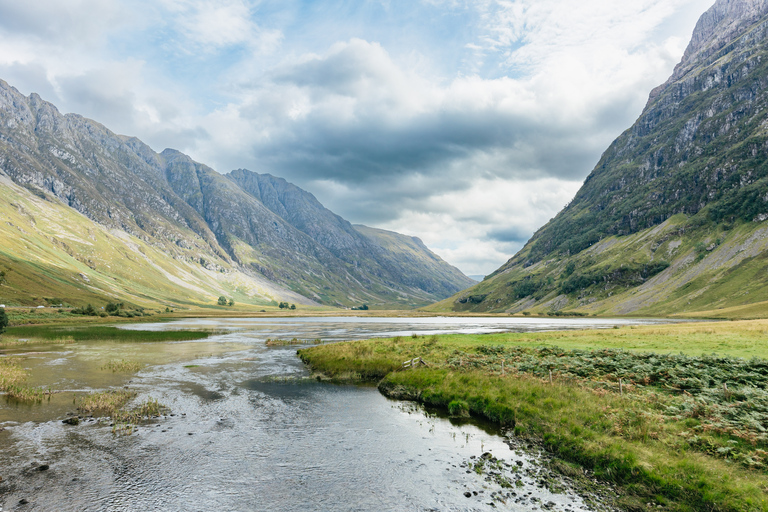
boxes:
[432,0,768,317]
[226,170,472,299]
[0,79,473,309]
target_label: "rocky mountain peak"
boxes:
[677,0,768,75]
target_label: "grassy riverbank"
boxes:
[298,320,768,512]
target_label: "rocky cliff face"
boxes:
[521,0,768,264]
[227,169,474,298]
[0,80,472,308]
[435,0,768,316]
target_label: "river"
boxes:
[0,316,669,511]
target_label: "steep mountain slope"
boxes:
[227,169,474,300]
[0,80,471,308]
[433,0,768,316]
[0,173,306,309]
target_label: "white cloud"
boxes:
[0,0,133,45]
[0,0,717,275]
[160,0,283,53]
[379,177,582,275]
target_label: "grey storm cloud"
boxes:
[245,95,601,186]
[231,40,618,195]
[487,226,536,244]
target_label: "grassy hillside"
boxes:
[0,175,308,309]
[427,212,768,317]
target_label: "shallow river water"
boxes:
[0,316,669,511]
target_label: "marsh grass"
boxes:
[4,325,211,344]
[101,359,142,373]
[265,337,319,346]
[298,321,768,512]
[0,335,75,347]
[77,390,167,435]
[78,390,136,415]
[0,356,47,402]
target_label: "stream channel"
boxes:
[0,316,670,511]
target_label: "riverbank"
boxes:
[298,319,768,512]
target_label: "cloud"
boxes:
[0,0,716,275]
[0,0,131,45]
[159,0,283,53]
[377,177,582,275]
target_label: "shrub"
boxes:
[71,304,98,316]
[0,307,7,334]
[105,302,124,314]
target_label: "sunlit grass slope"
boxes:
[429,214,768,318]
[0,175,306,308]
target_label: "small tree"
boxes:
[217,296,227,306]
[290,304,296,310]
[105,302,124,315]
[228,298,234,306]
[0,307,8,334]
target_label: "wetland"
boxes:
[0,316,672,511]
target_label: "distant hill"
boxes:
[0,80,473,309]
[431,0,768,317]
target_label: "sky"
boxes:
[0,0,716,277]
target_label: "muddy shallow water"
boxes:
[0,317,667,511]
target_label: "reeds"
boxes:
[265,337,319,346]
[0,356,47,402]
[5,325,211,343]
[77,390,167,435]
[101,359,142,372]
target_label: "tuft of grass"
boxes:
[77,390,167,435]
[265,337,319,346]
[78,390,136,415]
[101,359,142,373]
[0,356,47,402]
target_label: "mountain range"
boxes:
[0,79,473,309]
[432,0,768,317]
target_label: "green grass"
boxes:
[298,321,768,512]
[101,359,142,372]
[2,325,211,344]
[77,390,168,435]
[430,209,768,319]
[78,390,136,415]
[0,356,47,402]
